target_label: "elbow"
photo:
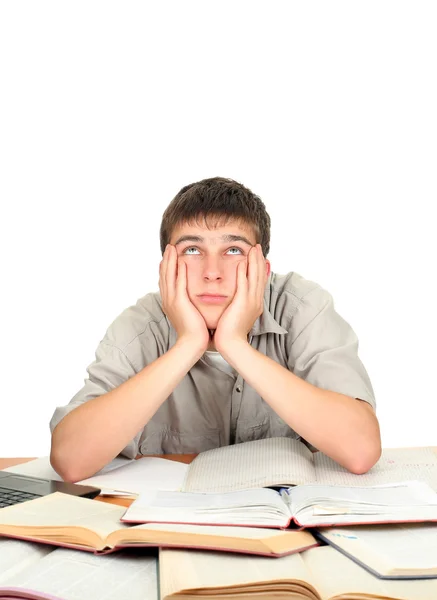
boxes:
[347,439,382,475]
[50,448,82,483]
[346,404,382,475]
[50,432,87,483]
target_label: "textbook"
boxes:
[0,492,318,557]
[315,522,437,579]
[0,537,158,600]
[180,436,437,493]
[121,480,437,528]
[159,544,437,600]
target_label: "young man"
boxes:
[50,177,381,482]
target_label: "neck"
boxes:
[207,330,216,351]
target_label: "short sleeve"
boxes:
[49,341,141,459]
[287,286,376,410]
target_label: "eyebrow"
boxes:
[174,234,254,247]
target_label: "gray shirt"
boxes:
[49,271,376,458]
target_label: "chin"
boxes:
[199,307,224,330]
[204,318,220,330]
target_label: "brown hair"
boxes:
[159,177,271,256]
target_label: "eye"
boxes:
[182,247,244,255]
[183,247,200,255]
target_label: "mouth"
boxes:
[197,295,228,304]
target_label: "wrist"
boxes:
[175,336,208,359]
[215,337,250,360]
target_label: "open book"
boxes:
[315,522,437,579]
[0,492,317,557]
[0,537,158,600]
[159,544,437,600]
[121,480,437,528]
[180,437,437,493]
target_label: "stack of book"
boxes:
[1,437,437,599]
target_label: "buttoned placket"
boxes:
[230,371,246,444]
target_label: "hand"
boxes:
[159,244,210,353]
[213,244,268,353]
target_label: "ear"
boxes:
[265,259,271,278]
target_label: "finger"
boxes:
[256,244,268,299]
[257,244,265,290]
[159,245,169,296]
[247,245,259,296]
[236,257,248,296]
[165,245,177,302]
[259,245,268,287]
[161,244,169,279]
[176,257,187,297]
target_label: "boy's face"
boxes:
[170,218,271,331]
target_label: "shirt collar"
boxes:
[249,272,288,337]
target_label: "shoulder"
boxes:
[102,290,169,352]
[268,271,333,318]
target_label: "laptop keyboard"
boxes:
[0,488,40,507]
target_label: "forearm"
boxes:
[220,341,381,473]
[50,338,205,482]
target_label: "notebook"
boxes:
[179,437,437,493]
[0,492,318,557]
[315,522,437,579]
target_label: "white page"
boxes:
[78,457,189,494]
[320,523,437,573]
[182,437,315,493]
[3,455,132,482]
[289,481,437,512]
[0,546,158,600]
[314,447,437,490]
[0,539,54,583]
[123,488,289,526]
[288,481,437,525]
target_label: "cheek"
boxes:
[184,263,200,299]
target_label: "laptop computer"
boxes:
[0,470,101,507]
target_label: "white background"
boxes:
[0,1,436,457]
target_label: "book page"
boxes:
[0,546,158,600]
[182,437,315,493]
[319,523,437,575]
[122,487,290,526]
[314,447,437,489]
[0,492,128,540]
[288,481,437,525]
[159,547,318,598]
[0,539,54,584]
[303,544,437,600]
[78,457,189,494]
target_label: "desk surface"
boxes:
[0,455,197,508]
[2,449,437,508]
[0,455,196,470]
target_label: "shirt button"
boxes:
[236,386,242,393]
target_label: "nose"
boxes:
[202,255,223,281]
